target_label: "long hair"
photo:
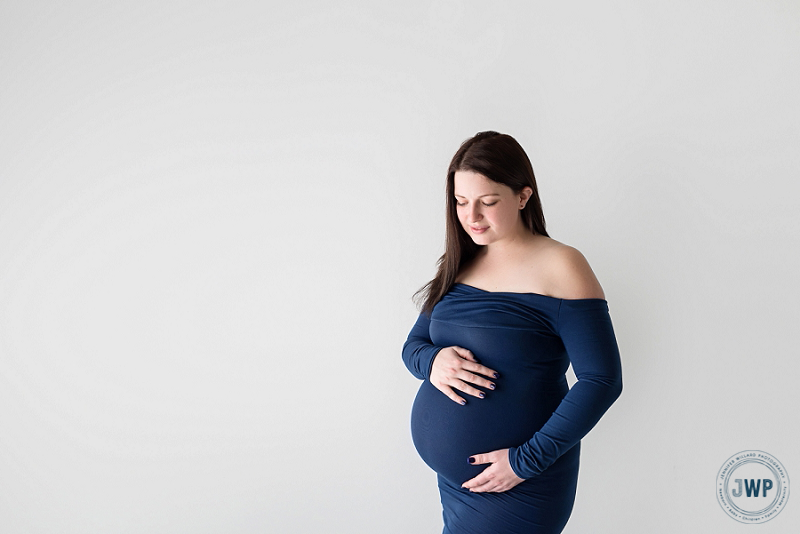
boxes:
[413,131,549,316]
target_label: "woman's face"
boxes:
[453,170,531,246]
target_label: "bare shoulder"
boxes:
[537,241,606,300]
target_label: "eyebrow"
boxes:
[453,193,501,198]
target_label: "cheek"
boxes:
[489,207,513,227]
[503,205,519,220]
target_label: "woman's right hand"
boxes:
[429,346,498,405]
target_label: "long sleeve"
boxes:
[402,312,446,380]
[508,299,623,479]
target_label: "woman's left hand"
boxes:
[461,448,526,493]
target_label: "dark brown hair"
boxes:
[413,131,549,315]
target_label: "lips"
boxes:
[470,226,488,233]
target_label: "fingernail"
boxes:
[478,392,485,398]
[468,457,475,464]
[489,383,495,390]
[459,400,466,405]
[493,372,499,378]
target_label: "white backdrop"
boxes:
[1,1,798,532]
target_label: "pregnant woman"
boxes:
[402,131,623,533]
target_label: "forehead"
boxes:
[454,170,505,195]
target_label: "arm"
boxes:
[401,312,445,380]
[507,298,623,479]
[402,312,499,404]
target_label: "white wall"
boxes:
[1,1,798,532]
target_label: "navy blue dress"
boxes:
[402,283,622,534]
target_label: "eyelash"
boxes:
[456,201,498,207]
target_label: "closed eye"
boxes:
[456,201,499,207]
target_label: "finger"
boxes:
[467,478,498,493]
[467,452,494,466]
[461,471,489,490]
[473,473,521,493]
[437,384,467,406]
[455,369,496,390]
[462,361,499,380]
[462,465,497,491]
[450,379,487,399]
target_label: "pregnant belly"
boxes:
[411,378,566,486]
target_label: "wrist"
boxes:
[507,447,527,479]
[425,347,444,379]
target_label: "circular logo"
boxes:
[717,450,790,523]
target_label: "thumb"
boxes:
[453,346,479,363]
[467,452,493,466]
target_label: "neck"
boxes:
[481,225,537,261]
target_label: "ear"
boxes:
[519,186,533,208]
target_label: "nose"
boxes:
[467,204,482,223]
